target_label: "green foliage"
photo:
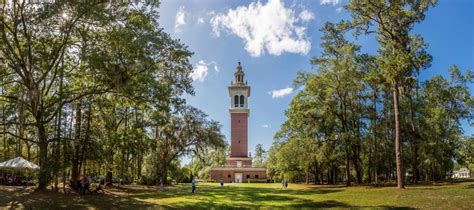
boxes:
[0,1,224,190]
[270,1,472,186]
[253,144,266,168]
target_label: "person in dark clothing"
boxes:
[192,178,196,193]
[220,179,224,187]
[76,180,83,191]
[82,176,92,195]
[285,180,288,188]
[94,179,105,193]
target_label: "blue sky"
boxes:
[158,0,474,157]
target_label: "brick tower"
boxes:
[210,62,266,183]
[229,61,250,158]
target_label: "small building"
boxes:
[210,62,267,183]
[452,167,470,178]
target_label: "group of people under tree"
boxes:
[69,175,106,195]
[1,174,32,186]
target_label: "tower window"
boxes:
[240,95,244,107]
[234,95,239,107]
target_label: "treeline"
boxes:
[0,1,225,190]
[267,0,473,188]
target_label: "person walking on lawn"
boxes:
[192,178,196,193]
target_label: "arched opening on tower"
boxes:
[240,95,244,107]
[234,95,239,107]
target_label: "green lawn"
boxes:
[0,181,473,209]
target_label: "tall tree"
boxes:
[153,106,225,191]
[347,0,436,188]
[0,1,197,189]
[253,144,266,168]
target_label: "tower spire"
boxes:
[234,61,245,84]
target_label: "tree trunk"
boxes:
[16,99,24,157]
[391,80,404,189]
[368,145,372,184]
[1,80,7,160]
[314,161,319,184]
[137,153,142,179]
[340,96,351,186]
[327,170,331,185]
[409,90,419,184]
[71,102,83,189]
[106,171,113,184]
[160,162,168,192]
[82,103,92,177]
[353,125,362,184]
[37,123,50,190]
[305,167,309,184]
[63,105,73,193]
[26,142,31,160]
[53,108,62,191]
[372,88,379,185]
[344,146,350,186]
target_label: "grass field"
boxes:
[0,181,473,209]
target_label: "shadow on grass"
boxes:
[0,184,420,209]
[0,186,157,209]
[131,185,415,209]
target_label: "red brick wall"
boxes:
[231,113,248,157]
[210,170,267,183]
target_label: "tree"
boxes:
[1,1,115,189]
[418,66,473,181]
[458,136,474,168]
[153,106,225,191]
[253,144,266,168]
[269,2,471,186]
[0,1,202,190]
[347,0,436,188]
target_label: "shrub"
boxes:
[139,176,157,185]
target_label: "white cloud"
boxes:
[269,87,294,98]
[212,62,219,72]
[191,60,208,82]
[261,124,270,128]
[175,6,186,32]
[295,27,306,39]
[190,60,219,82]
[320,0,340,5]
[210,0,311,57]
[197,17,205,24]
[336,7,343,13]
[299,10,314,22]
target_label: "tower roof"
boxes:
[236,61,243,73]
[233,61,246,85]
